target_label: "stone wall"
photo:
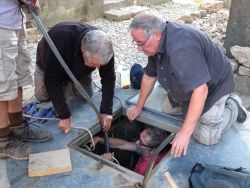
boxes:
[223,0,231,9]
[230,46,250,95]
[175,1,250,96]
[37,0,104,27]
[24,0,104,42]
[135,0,167,6]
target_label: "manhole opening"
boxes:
[75,116,172,176]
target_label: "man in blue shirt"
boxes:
[127,11,247,158]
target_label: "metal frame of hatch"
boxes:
[124,92,184,134]
[125,93,184,122]
[69,103,175,188]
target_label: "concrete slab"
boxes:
[6,89,142,188]
[126,82,167,115]
[126,82,183,133]
[148,114,250,188]
[4,88,250,188]
[28,148,72,177]
[104,5,149,21]
[0,159,11,188]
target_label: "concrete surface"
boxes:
[0,159,11,188]
[1,87,250,188]
[148,112,250,188]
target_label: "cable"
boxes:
[112,156,120,165]
[72,125,96,151]
[23,114,58,121]
[93,80,123,109]
[73,124,120,165]
[23,111,96,151]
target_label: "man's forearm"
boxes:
[136,74,157,110]
[181,84,208,135]
[98,137,127,147]
[96,137,136,151]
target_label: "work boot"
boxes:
[228,94,247,123]
[0,137,32,160]
[10,124,52,143]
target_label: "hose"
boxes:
[141,133,175,188]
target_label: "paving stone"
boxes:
[28,148,72,177]
[104,5,149,21]
[104,0,134,11]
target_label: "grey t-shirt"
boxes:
[145,22,234,115]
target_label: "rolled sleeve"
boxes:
[145,56,157,77]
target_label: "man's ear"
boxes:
[154,31,162,41]
[80,44,85,53]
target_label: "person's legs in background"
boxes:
[0,26,51,160]
[0,27,31,160]
[9,25,51,143]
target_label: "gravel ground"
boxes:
[25,2,197,93]
[24,1,229,99]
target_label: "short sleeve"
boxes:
[145,56,157,77]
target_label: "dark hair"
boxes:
[145,127,168,148]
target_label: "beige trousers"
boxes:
[34,66,93,102]
[163,94,238,145]
[0,26,32,101]
[193,95,238,145]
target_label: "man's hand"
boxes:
[127,105,142,121]
[97,114,113,131]
[20,0,40,14]
[170,83,208,158]
[58,117,72,133]
[170,128,192,158]
[101,152,114,161]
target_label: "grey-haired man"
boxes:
[35,22,115,133]
[126,11,247,158]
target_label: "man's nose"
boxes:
[95,64,101,69]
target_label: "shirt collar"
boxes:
[157,21,168,54]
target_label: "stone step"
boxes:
[104,5,149,21]
[104,0,135,11]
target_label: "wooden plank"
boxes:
[28,148,72,177]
